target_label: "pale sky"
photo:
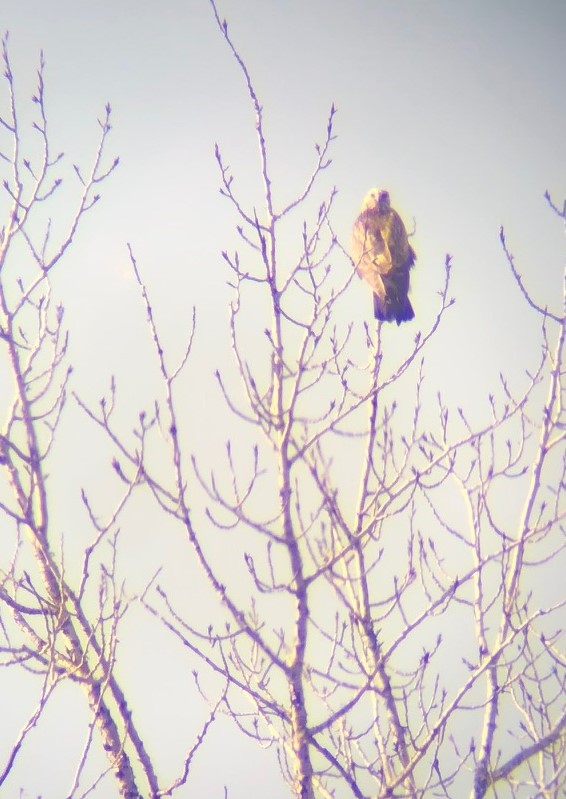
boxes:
[5,0,564,399]
[1,1,565,797]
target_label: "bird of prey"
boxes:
[352,188,416,324]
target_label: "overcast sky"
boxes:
[4,0,564,399]
[2,1,565,797]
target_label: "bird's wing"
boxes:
[352,213,389,298]
[388,210,415,272]
[353,206,401,274]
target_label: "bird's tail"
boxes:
[373,293,415,325]
[394,298,415,325]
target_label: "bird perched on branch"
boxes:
[352,189,416,324]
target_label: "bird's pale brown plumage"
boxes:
[352,189,416,324]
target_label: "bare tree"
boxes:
[0,36,218,799]
[1,2,564,797]
[98,4,565,798]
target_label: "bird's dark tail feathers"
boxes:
[373,293,414,325]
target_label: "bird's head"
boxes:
[361,188,391,215]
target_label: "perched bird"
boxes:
[352,189,416,324]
